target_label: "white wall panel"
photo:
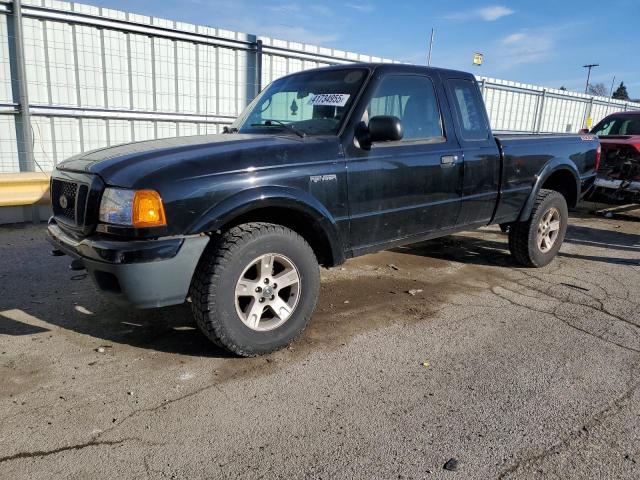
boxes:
[103,30,130,109]
[133,121,155,142]
[154,38,176,112]
[108,119,132,145]
[31,116,55,171]
[101,7,127,21]
[72,3,100,15]
[129,34,153,111]
[23,18,49,104]
[0,116,19,172]
[44,0,72,10]
[179,122,198,136]
[75,25,104,108]
[53,117,81,162]
[177,41,197,113]
[271,55,288,82]
[199,123,220,135]
[236,49,249,115]
[82,118,108,152]
[46,21,77,106]
[156,121,176,138]
[198,45,217,114]
[218,47,236,115]
[0,15,13,103]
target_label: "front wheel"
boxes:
[508,189,568,268]
[190,223,320,356]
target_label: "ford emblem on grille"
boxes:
[59,195,69,209]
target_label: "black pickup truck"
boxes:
[48,64,599,356]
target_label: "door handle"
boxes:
[441,155,459,166]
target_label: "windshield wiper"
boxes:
[250,119,306,138]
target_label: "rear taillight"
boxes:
[595,143,601,171]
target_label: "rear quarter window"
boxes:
[448,79,490,141]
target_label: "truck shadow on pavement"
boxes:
[394,223,640,268]
[0,259,451,360]
[1,219,636,359]
[2,265,467,360]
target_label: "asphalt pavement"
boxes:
[1,207,639,479]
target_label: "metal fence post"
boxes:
[255,39,263,99]
[535,89,547,133]
[245,36,262,106]
[583,96,594,130]
[10,0,36,172]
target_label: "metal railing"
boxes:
[478,77,639,134]
[0,0,639,174]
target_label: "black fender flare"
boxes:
[187,186,345,265]
[518,158,580,222]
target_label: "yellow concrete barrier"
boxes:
[0,173,51,207]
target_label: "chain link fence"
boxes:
[1,0,639,173]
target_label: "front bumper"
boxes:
[47,219,210,309]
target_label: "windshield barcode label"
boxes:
[309,94,350,107]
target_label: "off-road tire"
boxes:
[190,222,320,356]
[508,189,568,268]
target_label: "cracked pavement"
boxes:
[1,207,639,479]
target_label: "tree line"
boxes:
[559,81,633,100]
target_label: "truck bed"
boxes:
[492,133,599,224]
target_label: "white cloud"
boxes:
[477,6,514,21]
[443,5,514,22]
[269,4,302,14]
[260,24,342,45]
[496,30,554,67]
[502,33,526,44]
[346,3,375,12]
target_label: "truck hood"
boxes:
[58,133,340,189]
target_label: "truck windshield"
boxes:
[592,114,640,136]
[232,68,369,136]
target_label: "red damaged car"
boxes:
[589,111,640,203]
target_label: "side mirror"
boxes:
[369,115,403,143]
[578,128,590,134]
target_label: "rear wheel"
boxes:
[190,222,320,356]
[508,189,568,268]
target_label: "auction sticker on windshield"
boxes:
[309,94,350,107]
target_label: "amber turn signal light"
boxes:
[132,190,166,228]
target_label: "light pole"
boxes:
[427,28,434,66]
[609,75,616,98]
[583,63,599,94]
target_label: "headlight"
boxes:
[99,188,166,228]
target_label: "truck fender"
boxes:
[518,158,581,222]
[187,186,345,265]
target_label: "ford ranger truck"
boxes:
[47,64,600,356]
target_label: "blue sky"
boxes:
[87,0,639,98]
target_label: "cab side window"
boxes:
[449,79,489,141]
[367,75,444,142]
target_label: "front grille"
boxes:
[52,179,78,222]
[50,173,101,235]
